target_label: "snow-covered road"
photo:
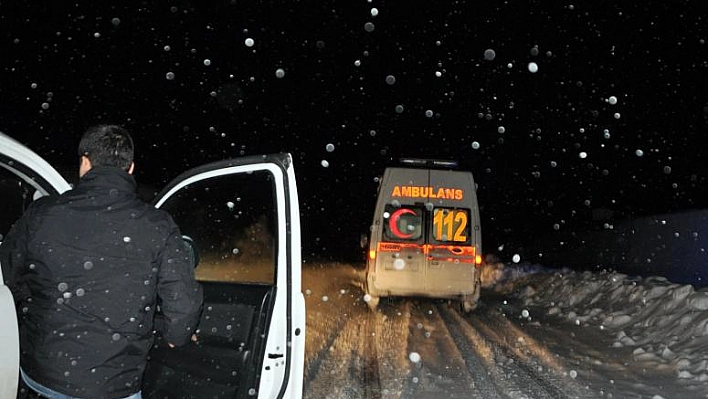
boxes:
[301,261,708,399]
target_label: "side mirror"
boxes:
[359,233,369,249]
[182,235,200,269]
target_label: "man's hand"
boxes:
[168,334,198,348]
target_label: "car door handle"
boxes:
[268,353,284,359]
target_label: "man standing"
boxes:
[0,125,203,399]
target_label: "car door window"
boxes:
[158,169,277,284]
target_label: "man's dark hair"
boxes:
[78,124,134,171]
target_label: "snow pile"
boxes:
[479,259,556,292]
[491,263,708,382]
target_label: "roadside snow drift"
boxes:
[486,262,708,384]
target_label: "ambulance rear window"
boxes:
[430,208,471,244]
[382,205,424,242]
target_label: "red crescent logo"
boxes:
[389,208,416,238]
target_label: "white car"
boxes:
[0,132,306,399]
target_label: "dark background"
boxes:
[1,1,707,266]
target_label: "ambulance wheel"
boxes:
[365,294,379,311]
[461,298,478,313]
[461,280,481,313]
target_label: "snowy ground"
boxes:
[483,260,708,398]
[302,259,708,399]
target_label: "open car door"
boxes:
[144,154,306,399]
[0,132,72,399]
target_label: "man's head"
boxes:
[78,124,135,177]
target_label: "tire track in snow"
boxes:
[453,303,581,398]
[361,311,382,399]
[374,300,414,399]
[402,302,485,399]
[303,300,414,399]
[303,264,413,399]
[304,308,375,399]
[432,303,506,398]
[303,307,351,395]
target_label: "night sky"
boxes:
[1,1,707,263]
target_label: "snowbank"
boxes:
[485,262,708,382]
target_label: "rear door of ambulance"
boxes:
[424,169,480,296]
[373,167,428,295]
[0,132,72,399]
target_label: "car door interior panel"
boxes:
[143,282,275,398]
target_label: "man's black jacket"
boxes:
[0,166,203,399]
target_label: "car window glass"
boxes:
[430,207,471,244]
[382,204,424,242]
[158,169,277,284]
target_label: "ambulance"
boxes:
[364,159,483,312]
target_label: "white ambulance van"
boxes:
[364,159,483,312]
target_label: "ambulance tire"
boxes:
[365,294,379,311]
[461,298,477,313]
[461,278,482,313]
